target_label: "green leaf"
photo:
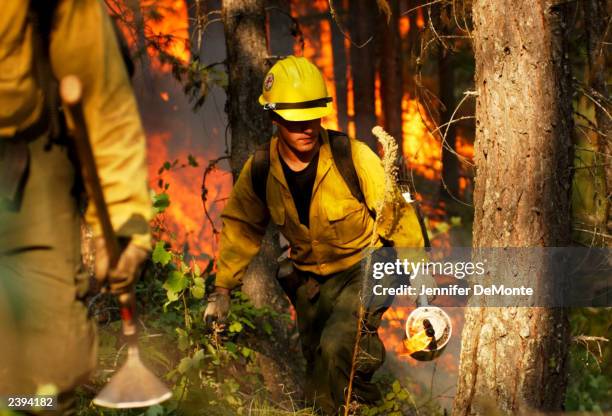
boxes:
[225,342,238,354]
[228,321,243,333]
[262,321,273,335]
[191,285,205,299]
[145,404,164,416]
[192,349,205,366]
[153,193,170,213]
[152,241,172,266]
[435,221,450,234]
[164,270,188,293]
[165,289,179,303]
[176,328,190,351]
[240,318,255,329]
[188,154,199,167]
[392,380,401,393]
[177,357,192,374]
[193,277,205,287]
[241,347,252,358]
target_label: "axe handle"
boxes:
[60,75,137,337]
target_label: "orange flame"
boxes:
[109,0,190,73]
[374,71,382,123]
[402,95,442,180]
[147,132,232,263]
[402,330,431,355]
[291,1,338,130]
[142,0,190,71]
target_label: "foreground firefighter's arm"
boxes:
[216,157,269,290]
[51,0,151,248]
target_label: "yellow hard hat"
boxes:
[259,56,333,121]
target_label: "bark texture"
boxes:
[348,0,377,148]
[331,6,349,133]
[222,0,271,176]
[222,0,302,400]
[379,0,404,152]
[452,0,573,414]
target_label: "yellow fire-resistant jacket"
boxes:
[0,0,151,248]
[216,129,425,289]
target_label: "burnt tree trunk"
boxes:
[379,0,404,153]
[222,0,302,400]
[438,46,459,201]
[404,0,422,97]
[436,3,460,203]
[452,0,573,414]
[348,0,377,148]
[331,5,349,133]
[125,0,152,87]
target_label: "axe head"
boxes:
[93,346,172,408]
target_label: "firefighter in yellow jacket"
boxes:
[205,56,427,414]
[0,0,151,412]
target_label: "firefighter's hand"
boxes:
[94,237,149,294]
[204,288,231,328]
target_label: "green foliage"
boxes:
[565,308,612,412]
[359,377,444,416]
[153,193,171,214]
[78,223,295,416]
[181,61,228,110]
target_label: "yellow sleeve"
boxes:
[351,140,424,248]
[216,157,270,290]
[50,0,152,249]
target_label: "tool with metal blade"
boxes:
[60,75,172,408]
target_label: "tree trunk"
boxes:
[438,46,459,201]
[222,0,302,401]
[404,0,422,97]
[267,0,294,57]
[436,3,460,203]
[127,0,153,87]
[379,0,403,152]
[583,0,611,244]
[348,0,377,148]
[452,0,573,414]
[330,5,349,133]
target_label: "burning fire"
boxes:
[108,0,190,72]
[402,96,442,180]
[114,0,474,271]
[147,132,232,262]
[291,0,339,130]
[403,330,431,355]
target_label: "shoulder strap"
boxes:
[250,133,369,212]
[28,0,64,142]
[251,141,271,204]
[327,130,366,204]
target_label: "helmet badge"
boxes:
[264,73,274,92]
